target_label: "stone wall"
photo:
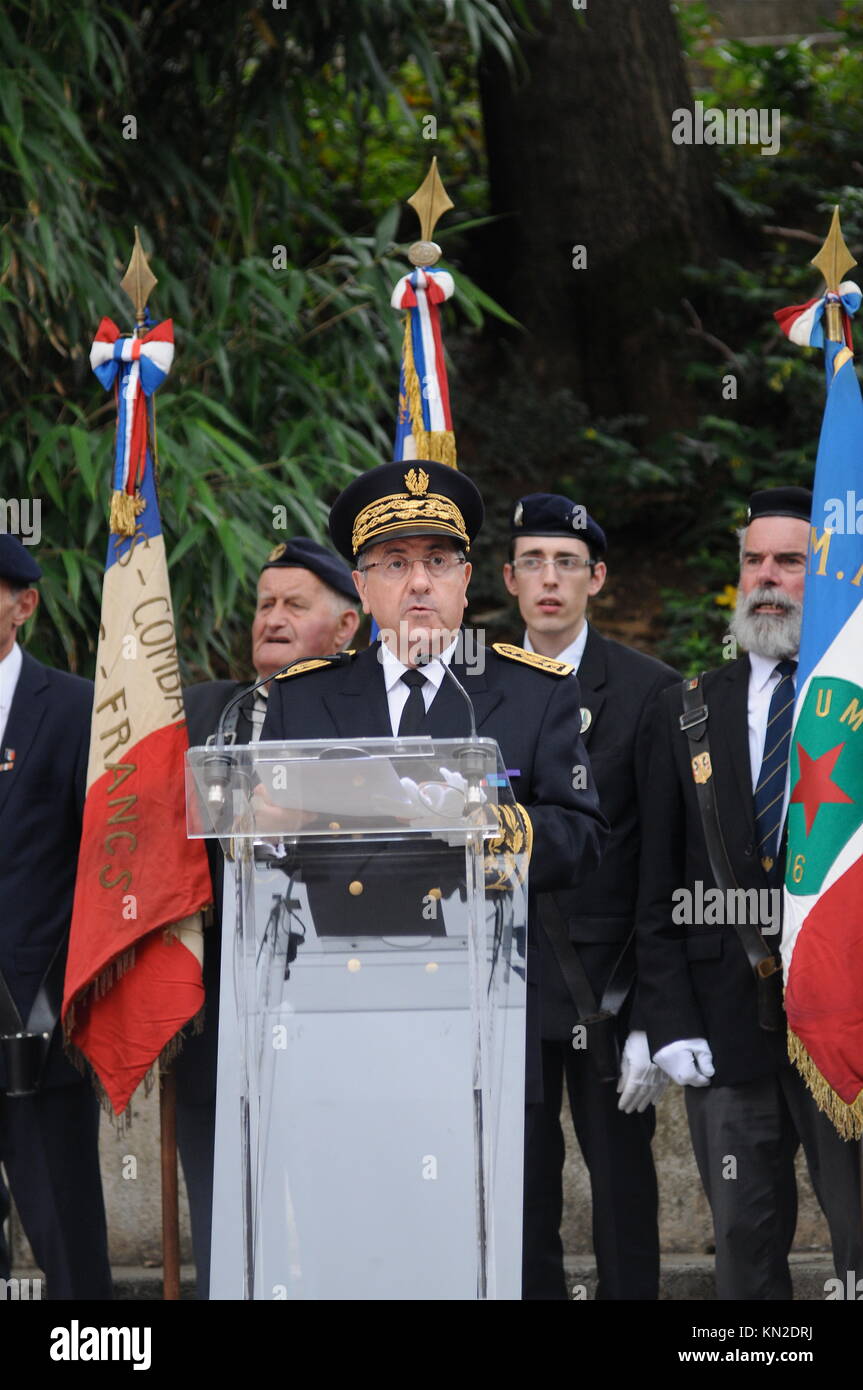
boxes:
[561,1084,831,1256]
[12,1078,831,1271]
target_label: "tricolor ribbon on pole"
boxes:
[89,315,175,537]
[391,266,456,467]
[774,283,861,355]
[391,157,457,470]
[774,208,863,1137]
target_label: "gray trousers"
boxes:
[686,1065,863,1300]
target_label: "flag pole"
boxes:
[119,228,182,1302]
[810,205,856,344]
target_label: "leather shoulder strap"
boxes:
[679,676,780,989]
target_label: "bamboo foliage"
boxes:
[0,0,522,675]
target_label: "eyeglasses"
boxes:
[510,556,594,575]
[359,553,467,582]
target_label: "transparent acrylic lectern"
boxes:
[185,737,527,1301]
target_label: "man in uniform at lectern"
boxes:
[260,460,608,1114]
[178,537,360,1297]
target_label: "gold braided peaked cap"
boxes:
[328,459,484,562]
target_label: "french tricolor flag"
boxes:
[64,320,211,1114]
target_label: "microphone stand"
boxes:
[198,652,353,830]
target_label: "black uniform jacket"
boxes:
[636,655,789,1085]
[0,650,93,1089]
[539,628,679,1035]
[183,679,253,921]
[260,638,607,896]
[177,678,253,1107]
[261,638,608,1101]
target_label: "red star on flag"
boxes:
[790,741,854,835]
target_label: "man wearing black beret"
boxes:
[503,493,680,1300]
[0,535,112,1299]
[638,486,863,1299]
[177,536,360,1297]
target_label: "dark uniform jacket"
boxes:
[539,628,679,1036]
[176,678,253,1108]
[0,650,92,1089]
[636,655,789,1085]
[261,639,606,893]
[261,638,609,1099]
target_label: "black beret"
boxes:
[262,537,358,602]
[510,493,607,558]
[0,534,42,586]
[329,460,484,562]
[747,487,813,524]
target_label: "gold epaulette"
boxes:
[491,642,574,677]
[274,651,357,680]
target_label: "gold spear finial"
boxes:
[120,226,158,337]
[406,157,454,268]
[810,206,857,342]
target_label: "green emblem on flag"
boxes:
[786,676,863,895]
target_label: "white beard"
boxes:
[729,585,801,661]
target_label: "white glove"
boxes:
[617,1030,670,1113]
[399,769,487,820]
[399,774,466,820]
[653,1037,715,1087]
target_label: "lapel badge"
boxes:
[0,748,15,773]
[580,708,592,734]
[691,751,712,784]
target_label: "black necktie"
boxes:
[753,658,797,872]
[397,669,429,736]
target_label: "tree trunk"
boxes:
[477,0,741,433]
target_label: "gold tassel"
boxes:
[787,1027,863,1139]
[402,316,457,469]
[63,919,205,1127]
[109,489,146,537]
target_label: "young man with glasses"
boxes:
[261,461,608,1130]
[503,492,679,1300]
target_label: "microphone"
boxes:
[200,652,353,824]
[415,645,485,801]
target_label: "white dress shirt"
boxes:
[379,637,458,737]
[0,641,23,749]
[747,650,796,792]
[523,622,589,674]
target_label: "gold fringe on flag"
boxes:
[402,315,457,469]
[788,1027,863,1139]
[63,911,207,1126]
[109,488,146,537]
